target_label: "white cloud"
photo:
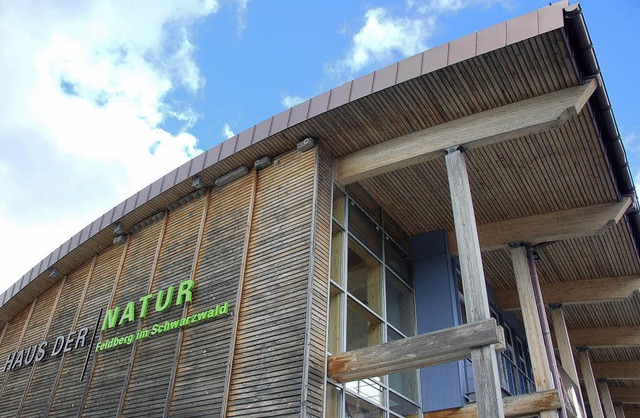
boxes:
[327,7,434,79]
[0,0,222,292]
[235,0,250,36]
[281,95,306,109]
[223,123,236,139]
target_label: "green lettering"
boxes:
[155,287,174,312]
[176,279,194,305]
[219,301,229,315]
[139,294,154,318]
[118,301,136,326]
[102,307,120,330]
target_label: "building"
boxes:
[0,1,638,416]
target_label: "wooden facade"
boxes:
[1,1,639,417]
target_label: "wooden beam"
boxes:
[449,198,632,255]
[598,380,617,418]
[446,149,504,417]
[569,327,640,347]
[609,387,640,404]
[615,404,626,418]
[497,275,640,311]
[591,362,640,380]
[422,390,561,418]
[578,348,605,418]
[511,246,554,391]
[336,79,597,185]
[327,319,501,382]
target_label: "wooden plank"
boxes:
[609,387,640,404]
[550,306,580,385]
[328,319,501,382]
[598,380,617,418]
[336,80,597,185]
[422,389,562,417]
[449,197,632,255]
[510,246,554,391]
[578,348,605,418]
[446,149,504,418]
[497,275,640,311]
[591,362,640,380]
[569,327,640,347]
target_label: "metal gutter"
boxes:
[563,4,640,260]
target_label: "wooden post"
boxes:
[614,403,626,418]
[446,148,504,418]
[577,348,605,418]
[550,304,586,415]
[597,379,617,418]
[510,246,557,418]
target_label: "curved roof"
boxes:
[2,1,638,327]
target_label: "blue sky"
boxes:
[0,0,638,291]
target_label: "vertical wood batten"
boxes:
[44,256,95,416]
[445,148,504,418]
[163,188,211,417]
[76,236,131,417]
[116,212,169,417]
[17,276,66,415]
[221,169,258,418]
[578,348,604,418]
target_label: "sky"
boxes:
[0,0,638,293]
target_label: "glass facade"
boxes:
[327,184,420,418]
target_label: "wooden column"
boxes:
[550,304,586,415]
[614,403,626,418]
[598,379,617,418]
[550,306,579,383]
[577,348,605,418]
[446,148,504,418]
[510,246,557,418]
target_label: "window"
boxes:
[326,183,420,417]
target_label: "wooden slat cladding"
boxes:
[225,149,316,416]
[20,260,90,416]
[47,244,122,417]
[302,146,332,415]
[121,196,205,417]
[80,220,164,416]
[169,174,254,417]
[0,281,58,416]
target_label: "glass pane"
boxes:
[385,239,412,285]
[348,239,382,315]
[383,212,410,255]
[328,284,342,354]
[387,326,419,401]
[349,202,382,257]
[386,271,415,337]
[347,298,382,350]
[389,391,420,417]
[346,378,385,409]
[345,392,385,418]
[331,222,345,286]
[333,185,346,225]
[326,383,342,417]
[347,183,381,223]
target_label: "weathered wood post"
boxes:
[577,347,605,418]
[598,379,617,418]
[445,147,504,418]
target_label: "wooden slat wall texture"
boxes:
[225,149,316,416]
[81,220,164,416]
[0,282,58,416]
[0,147,327,416]
[302,146,332,416]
